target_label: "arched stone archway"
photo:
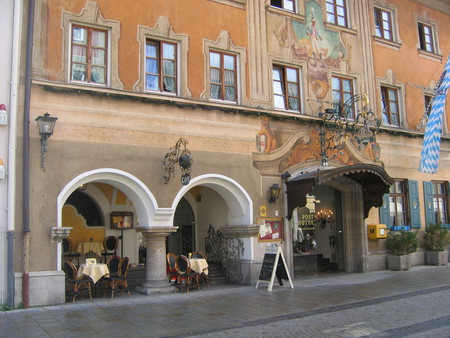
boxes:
[172,174,253,226]
[57,168,169,269]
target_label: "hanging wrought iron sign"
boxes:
[163,138,193,185]
[318,94,381,166]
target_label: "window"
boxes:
[432,182,448,224]
[71,25,107,85]
[424,94,433,116]
[209,51,237,102]
[418,23,435,53]
[374,7,392,40]
[381,86,400,126]
[146,40,177,94]
[273,65,301,111]
[271,0,295,12]
[388,181,408,227]
[380,180,420,229]
[326,0,347,27]
[332,76,354,119]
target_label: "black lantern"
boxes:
[36,113,58,169]
[268,183,281,204]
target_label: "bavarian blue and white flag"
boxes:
[419,56,450,173]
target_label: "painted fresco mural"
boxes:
[281,0,347,100]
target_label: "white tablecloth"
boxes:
[189,258,209,275]
[77,263,110,284]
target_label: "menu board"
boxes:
[258,253,276,281]
[256,243,293,291]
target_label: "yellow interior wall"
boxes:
[62,205,105,248]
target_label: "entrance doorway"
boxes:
[166,197,195,256]
[292,185,344,274]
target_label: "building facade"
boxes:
[3,0,450,307]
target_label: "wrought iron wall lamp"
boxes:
[163,138,193,185]
[36,113,58,169]
[318,94,381,166]
[268,183,281,204]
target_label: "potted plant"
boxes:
[423,224,449,266]
[385,230,418,270]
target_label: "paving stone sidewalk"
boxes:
[1,265,449,337]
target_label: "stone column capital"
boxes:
[135,226,179,239]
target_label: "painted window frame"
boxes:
[202,30,247,105]
[424,181,450,228]
[380,85,400,127]
[374,7,392,41]
[272,64,301,112]
[145,39,178,95]
[331,75,354,119]
[414,14,442,61]
[388,180,408,227]
[62,2,123,89]
[270,0,296,13]
[418,22,435,54]
[372,3,401,49]
[136,18,191,98]
[69,24,109,86]
[380,180,420,229]
[209,51,238,103]
[326,0,348,28]
[431,181,449,225]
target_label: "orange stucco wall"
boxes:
[372,0,450,131]
[43,0,248,98]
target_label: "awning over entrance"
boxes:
[286,164,395,218]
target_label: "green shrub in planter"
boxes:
[423,224,450,252]
[386,230,418,255]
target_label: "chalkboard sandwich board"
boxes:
[255,243,293,291]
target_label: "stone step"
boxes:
[126,262,227,289]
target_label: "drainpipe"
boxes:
[6,0,23,310]
[22,0,35,309]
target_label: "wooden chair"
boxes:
[64,261,93,302]
[175,255,200,293]
[191,251,207,259]
[107,256,121,277]
[104,257,131,299]
[96,255,121,295]
[166,253,178,284]
[101,236,119,263]
[62,238,80,267]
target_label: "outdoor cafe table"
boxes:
[76,241,103,257]
[189,258,209,275]
[77,263,110,284]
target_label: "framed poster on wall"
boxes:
[257,218,283,241]
[110,212,133,229]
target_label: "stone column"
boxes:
[135,226,178,295]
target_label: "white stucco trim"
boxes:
[56,168,172,268]
[172,174,253,227]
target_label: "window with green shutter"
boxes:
[379,179,419,229]
[424,181,450,227]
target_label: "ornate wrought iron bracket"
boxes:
[163,138,193,185]
[319,94,381,166]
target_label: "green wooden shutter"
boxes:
[379,194,390,226]
[423,181,435,226]
[408,180,420,228]
[445,182,450,229]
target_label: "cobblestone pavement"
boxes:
[1,265,449,337]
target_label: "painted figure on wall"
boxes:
[257,117,278,153]
[280,0,347,100]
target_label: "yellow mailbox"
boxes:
[368,224,387,240]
